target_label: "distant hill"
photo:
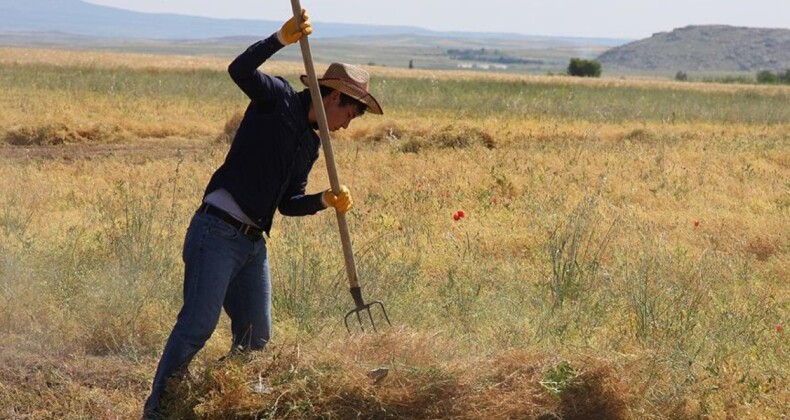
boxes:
[597,25,790,72]
[0,0,426,39]
[0,0,625,45]
[0,0,627,73]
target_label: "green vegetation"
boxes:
[757,69,790,85]
[672,68,790,86]
[446,48,544,65]
[567,57,602,77]
[377,77,789,124]
[0,62,240,103]
[4,62,790,131]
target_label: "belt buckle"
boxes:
[242,224,253,237]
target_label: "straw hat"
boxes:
[300,63,383,115]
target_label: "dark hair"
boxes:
[319,85,367,115]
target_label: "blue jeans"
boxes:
[144,211,270,413]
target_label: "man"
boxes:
[143,9,383,417]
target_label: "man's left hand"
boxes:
[277,9,312,45]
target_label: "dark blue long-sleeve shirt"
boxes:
[204,34,325,235]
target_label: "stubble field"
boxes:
[0,47,788,419]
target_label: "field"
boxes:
[0,33,615,74]
[1,47,789,419]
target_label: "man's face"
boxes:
[324,91,363,132]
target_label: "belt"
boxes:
[197,203,264,240]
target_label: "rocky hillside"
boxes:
[597,25,790,72]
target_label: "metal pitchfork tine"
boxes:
[291,0,392,333]
[345,287,392,333]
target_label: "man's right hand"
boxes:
[322,185,353,213]
[277,9,312,45]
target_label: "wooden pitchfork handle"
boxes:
[289,0,364,307]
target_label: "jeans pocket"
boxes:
[208,219,240,240]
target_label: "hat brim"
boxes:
[300,75,383,115]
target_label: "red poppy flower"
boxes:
[453,213,461,221]
[457,210,465,218]
[694,220,700,228]
[776,325,784,332]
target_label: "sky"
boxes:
[84,0,790,39]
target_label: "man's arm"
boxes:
[227,10,312,102]
[278,165,325,217]
[227,35,288,103]
[279,171,353,217]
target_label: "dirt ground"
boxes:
[0,139,208,162]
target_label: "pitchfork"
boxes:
[291,0,392,333]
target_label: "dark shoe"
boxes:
[216,344,246,364]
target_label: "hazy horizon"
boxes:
[83,0,790,39]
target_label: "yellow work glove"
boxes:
[277,9,312,45]
[322,185,353,213]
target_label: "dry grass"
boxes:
[1,47,788,419]
[0,47,242,72]
[145,330,630,419]
[5,47,790,94]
